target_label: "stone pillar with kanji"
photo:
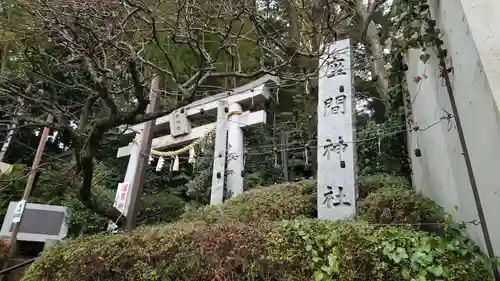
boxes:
[316,38,357,220]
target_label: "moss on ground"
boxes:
[21,175,492,281]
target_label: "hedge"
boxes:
[0,238,9,266]
[181,176,444,231]
[22,219,491,281]
[21,175,491,281]
[180,180,316,223]
[357,187,445,233]
[357,173,411,199]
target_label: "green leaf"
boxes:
[402,267,411,280]
[313,271,324,281]
[326,237,334,246]
[411,276,427,281]
[395,255,403,263]
[428,265,444,277]
[321,265,333,275]
[411,251,423,263]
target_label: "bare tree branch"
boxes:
[1,0,351,222]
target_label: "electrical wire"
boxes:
[143,114,453,161]
[140,115,420,156]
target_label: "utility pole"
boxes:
[125,75,159,230]
[1,114,53,281]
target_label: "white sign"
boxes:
[317,38,357,220]
[12,199,26,223]
[170,109,191,137]
[113,182,130,214]
[1,202,69,242]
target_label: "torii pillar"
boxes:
[226,103,244,197]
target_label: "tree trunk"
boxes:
[354,1,391,115]
[281,0,323,178]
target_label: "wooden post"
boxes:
[226,103,244,197]
[280,131,289,182]
[210,100,229,205]
[125,75,159,230]
[116,139,141,215]
[1,114,53,280]
[316,39,356,220]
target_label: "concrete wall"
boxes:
[405,0,500,256]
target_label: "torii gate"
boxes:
[114,75,279,218]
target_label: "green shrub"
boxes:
[180,180,316,223]
[357,173,410,199]
[170,222,275,281]
[22,221,207,281]
[23,175,491,281]
[0,238,9,267]
[181,175,433,231]
[357,187,444,233]
[22,219,491,281]
[136,192,187,225]
[180,175,410,225]
[266,219,491,281]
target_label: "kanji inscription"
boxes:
[325,57,347,78]
[317,38,357,221]
[324,95,346,116]
[323,186,351,208]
